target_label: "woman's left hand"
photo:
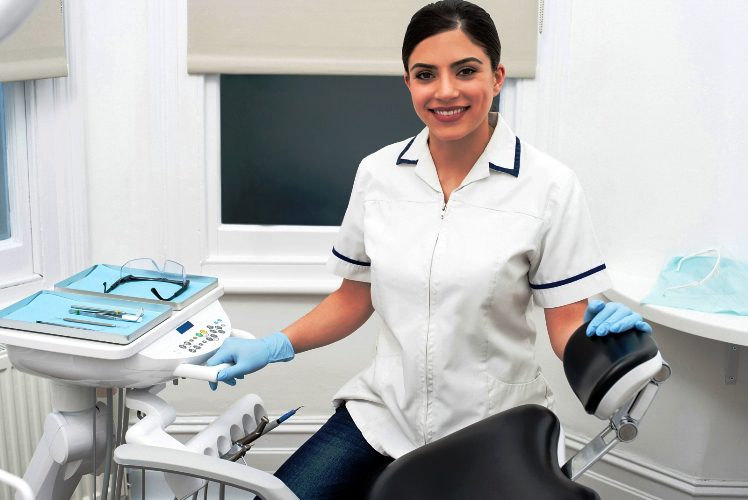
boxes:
[584,299,652,336]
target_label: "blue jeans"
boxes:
[273,404,394,499]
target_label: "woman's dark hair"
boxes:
[402,1,501,72]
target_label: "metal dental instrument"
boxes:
[264,406,302,434]
[222,416,269,462]
[62,317,119,328]
[221,406,303,462]
[68,309,142,323]
[36,320,96,331]
[69,305,144,322]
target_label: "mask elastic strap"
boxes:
[665,248,721,291]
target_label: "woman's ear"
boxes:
[403,72,411,90]
[493,64,506,96]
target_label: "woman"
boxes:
[208,1,651,498]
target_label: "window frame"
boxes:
[0,73,89,311]
[0,82,37,291]
[202,75,340,294]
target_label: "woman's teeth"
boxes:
[433,107,467,116]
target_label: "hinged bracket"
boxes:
[726,344,740,385]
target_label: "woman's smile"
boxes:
[430,106,471,122]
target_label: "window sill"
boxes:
[603,271,748,346]
[201,257,341,295]
[222,278,340,295]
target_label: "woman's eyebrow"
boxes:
[450,57,483,68]
[409,57,484,72]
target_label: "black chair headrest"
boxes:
[563,322,660,417]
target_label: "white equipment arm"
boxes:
[124,385,295,500]
[114,444,298,500]
[0,469,33,500]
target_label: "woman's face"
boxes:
[404,29,504,145]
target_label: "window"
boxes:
[220,74,428,226]
[220,74,501,227]
[0,82,34,288]
[203,75,502,292]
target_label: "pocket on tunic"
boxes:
[486,371,554,415]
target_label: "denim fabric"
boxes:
[273,404,393,499]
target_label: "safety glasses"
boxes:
[103,258,190,301]
[664,248,721,292]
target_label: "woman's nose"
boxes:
[435,75,459,100]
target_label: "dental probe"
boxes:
[61,317,118,328]
[263,406,303,434]
[70,304,129,314]
[36,320,95,331]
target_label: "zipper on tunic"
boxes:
[425,200,448,444]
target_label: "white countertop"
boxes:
[603,271,748,346]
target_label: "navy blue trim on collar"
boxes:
[489,136,521,177]
[396,136,418,165]
[529,264,606,290]
[332,247,371,267]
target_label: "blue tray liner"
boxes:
[1,292,165,338]
[62,264,215,302]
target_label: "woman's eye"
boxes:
[458,67,477,76]
[415,71,434,80]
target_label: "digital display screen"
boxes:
[176,321,194,334]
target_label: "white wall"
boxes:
[509,1,748,496]
[29,0,748,498]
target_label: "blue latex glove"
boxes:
[206,331,295,390]
[584,300,653,337]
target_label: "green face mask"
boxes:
[642,249,748,316]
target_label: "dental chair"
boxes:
[114,322,669,500]
[367,323,669,500]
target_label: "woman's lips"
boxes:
[429,106,469,122]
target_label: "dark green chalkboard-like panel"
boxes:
[220,74,499,226]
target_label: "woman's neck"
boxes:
[429,118,493,201]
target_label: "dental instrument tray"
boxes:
[54,264,219,310]
[0,290,172,344]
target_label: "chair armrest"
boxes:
[114,444,299,500]
[563,322,664,418]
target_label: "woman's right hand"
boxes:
[206,332,295,390]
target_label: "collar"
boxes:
[396,113,522,192]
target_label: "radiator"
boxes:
[0,351,94,500]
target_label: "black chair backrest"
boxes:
[367,405,600,500]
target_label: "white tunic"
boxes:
[326,113,612,458]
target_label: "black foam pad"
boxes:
[367,405,599,500]
[564,322,659,415]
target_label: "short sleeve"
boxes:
[326,165,371,282]
[528,172,612,308]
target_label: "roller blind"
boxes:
[188,0,538,77]
[0,0,68,83]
